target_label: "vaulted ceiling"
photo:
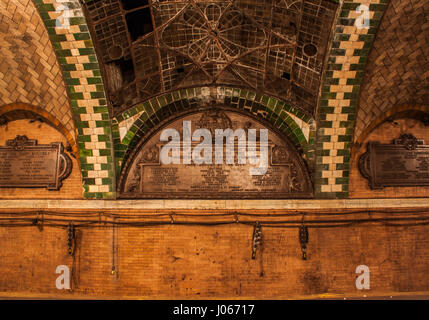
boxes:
[84,0,338,117]
[0,0,75,140]
[355,0,429,142]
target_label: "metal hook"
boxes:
[234,212,239,223]
[67,222,75,256]
[252,222,262,260]
[299,215,309,260]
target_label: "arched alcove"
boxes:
[0,115,82,199]
[0,103,78,157]
[350,107,429,198]
[118,106,313,199]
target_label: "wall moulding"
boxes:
[1,198,429,210]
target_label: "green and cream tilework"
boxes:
[33,0,115,199]
[315,0,388,198]
[114,87,315,177]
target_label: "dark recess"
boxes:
[118,58,135,84]
[282,72,291,80]
[121,0,149,11]
[125,8,153,42]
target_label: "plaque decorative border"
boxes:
[0,135,72,190]
[118,107,313,199]
[358,134,429,190]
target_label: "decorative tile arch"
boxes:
[113,86,315,179]
[32,0,115,199]
[315,0,389,198]
[30,0,395,200]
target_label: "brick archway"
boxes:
[353,104,429,149]
[0,102,78,157]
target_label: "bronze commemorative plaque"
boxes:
[0,135,72,190]
[359,134,429,189]
[119,108,313,199]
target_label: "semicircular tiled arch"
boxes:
[113,86,315,177]
[354,0,429,144]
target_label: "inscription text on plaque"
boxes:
[359,134,429,189]
[119,109,313,199]
[0,135,72,190]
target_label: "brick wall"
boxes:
[0,218,428,298]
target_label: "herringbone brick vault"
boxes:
[0,0,75,140]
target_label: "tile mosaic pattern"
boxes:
[315,0,389,198]
[0,0,75,139]
[113,86,315,176]
[33,0,115,199]
[82,0,338,118]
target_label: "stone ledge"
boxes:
[1,198,429,210]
